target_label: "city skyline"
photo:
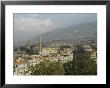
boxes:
[13,13,97,75]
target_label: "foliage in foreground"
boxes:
[64,46,97,75]
[29,60,65,75]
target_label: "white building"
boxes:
[14,63,29,75]
[42,47,58,55]
[84,45,92,52]
[14,57,30,75]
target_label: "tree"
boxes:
[29,60,65,75]
[64,45,97,75]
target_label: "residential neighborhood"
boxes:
[13,37,97,75]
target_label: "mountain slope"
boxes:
[32,21,97,43]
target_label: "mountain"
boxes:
[14,20,97,47]
[32,21,97,43]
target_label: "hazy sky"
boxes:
[14,13,97,43]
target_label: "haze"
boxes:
[14,13,97,43]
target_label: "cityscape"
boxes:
[13,13,97,75]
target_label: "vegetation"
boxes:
[64,45,97,75]
[29,60,65,75]
[27,45,97,75]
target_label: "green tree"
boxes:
[29,60,65,75]
[64,45,97,75]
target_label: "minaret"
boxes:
[28,40,31,50]
[39,37,42,53]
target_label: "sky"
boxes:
[14,13,97,43]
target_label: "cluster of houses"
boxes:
[14,46,73,75]
[13,38,97,75]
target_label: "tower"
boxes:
[39,37,42,53]
[28,40,31,50]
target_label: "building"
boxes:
[13,57,29,75]
[91,49,97,62]
[84,45,92,52]
[42,47,59,55]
